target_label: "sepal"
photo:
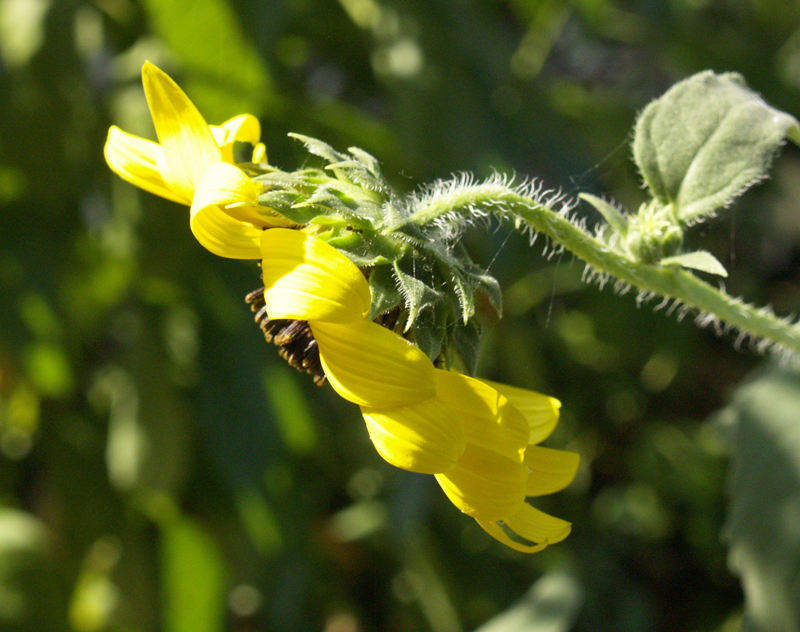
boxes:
[367,265,403,321]
[289,133,391,198]
[660,250,728,277]
[579,193,628,237]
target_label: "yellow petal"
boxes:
[261,229,371,323]
[252,142,267,164]
[524,446,581,496]
[503,503,571,545]
[142,61,222,200]
[193,162,260,209]
[482,379,560,445]
[188,182,263,260]
[312,319,436,408]
[361,396,464,474]
[474,519,548,553]
[436,371,528,463]
[192,162,291,229]
[104,126,187,205]
[435,443,527,521]
[211,114,262,163]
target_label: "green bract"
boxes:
[250,135,502,375]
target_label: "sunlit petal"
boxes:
[312,319,436,408]
[475,519,548,553]
[189,200,262,259]
[482,379,560,444]
[251,142,267,163]
[504,503,571,545]
[142,61,222,200]
[261,229,371,322]
[524,446,581,496]
[104,127,187,205]
[437,371,528,463]
[361,396,464,474]
[435,443,527,521]
[193,162,291,230]
[211,114,262,162]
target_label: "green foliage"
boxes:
[659,251,728,277]
[161,516,227,632]
[633,71,800,224]
[0,510,66,632]
[720,363,800,632]
[141,0,275,119]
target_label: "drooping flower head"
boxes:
[104,63,580,552]
[104,61,291,259]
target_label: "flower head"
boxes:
[104,67,580,552]
[256,227,579,550]
[104,62,285,259]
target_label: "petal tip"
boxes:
[141,60,158,76]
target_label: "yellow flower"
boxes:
[104,62,288,259]
[259,228,580,551]
[260,229,463,473]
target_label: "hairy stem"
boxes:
[411,184,800,354]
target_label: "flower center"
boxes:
[245,286,326,385]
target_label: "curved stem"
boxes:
[411,185,800,354]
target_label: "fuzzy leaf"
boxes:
[633,71,800,222]
[259,192,343,226]
[327,159,390,196]
[368,265,403,320]
[393,262,445,330]
[465,265,503,318]
[448,266,477,324]
[579,193,628,236]
[289,133,348,164]
[451,318,483,376]
[660,250,728,277]
[719,363,800,632]
[348,146,384,178]
[292,189,376,230]
[410,305,446,362]
[253,171,307,192]
[328,230,402,267]
[316,180,385,222]
[258,190,302,214]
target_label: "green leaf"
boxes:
[719,363,800,632]
[141,0,275,120]
[257,190,302,215]
[659,250,728,277]
[325,229,402,267]
[447,265,476,324]
[392,262,445,331]
[253,170,307,193]
[161,516,226,632]
[465,265,503,318]
[633,71,800,222]
[288,133,348,164]
[0,510,66,631]
[410,305,446,363]
[473,571,583,632]
[275,190,376,231]
[367,265,403,320]
[579,193,628,236]
[327,159,390,196]
[348,146,384,179]
[450,318,483,376]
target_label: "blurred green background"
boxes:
[2,0,800,630]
